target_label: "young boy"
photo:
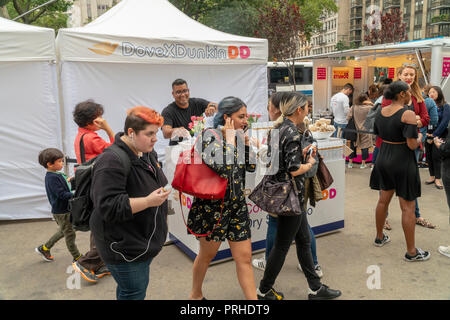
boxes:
[36,148,81,263]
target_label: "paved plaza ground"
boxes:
[0,167,449,300]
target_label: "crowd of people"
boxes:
[34,68,449,300]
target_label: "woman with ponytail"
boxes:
[256,92,341,301]
[370,81,430,262]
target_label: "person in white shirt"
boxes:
[330,83,354,138]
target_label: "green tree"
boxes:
[0,0,11,18]
[6,0,71,32]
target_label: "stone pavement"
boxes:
[0,167,449,300]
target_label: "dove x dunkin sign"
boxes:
[88,41,252,61]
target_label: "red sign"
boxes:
[354,67,362,79]
[317,67,327,80]
[443,57,450,78]
[388,68,395,79]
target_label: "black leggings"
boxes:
[426,142,442,179]
[259,213,322,292]
[349,141,369,161]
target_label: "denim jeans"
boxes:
[333,123,347,139]
[107,258,153,300]
[265,215,318,265]
[260,213,322,292]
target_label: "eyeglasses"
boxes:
[174,89,189,96]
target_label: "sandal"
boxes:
[383,220,392,230]
[416,218,436,229]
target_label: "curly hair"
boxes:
[73,100,104,128]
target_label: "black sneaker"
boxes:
[35,245,54,262]
[95,266,111,278]
[404,248,431,262]
[308,284,342,300]
[72,261,98,283]
[257,287,284,300]
[374,233,390,247]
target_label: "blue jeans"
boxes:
[333,123,347,138]
[265,215,318,266]
[106,258,153,300]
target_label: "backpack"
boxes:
[69,142,131,231]
[362,102,381,133]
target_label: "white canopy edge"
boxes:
[292,37,450,61]
[0,17,55,61]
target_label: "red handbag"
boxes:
[171,129,228,237]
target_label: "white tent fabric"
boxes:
[0,18,60,220]
[56,0,268,163]
[0,17,55,61]
[57,0,267,64]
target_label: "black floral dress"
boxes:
[186,129,256,242]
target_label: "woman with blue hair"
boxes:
[187,96,258,300]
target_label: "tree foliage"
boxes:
[6,0,71,31]
[364,8,408,45]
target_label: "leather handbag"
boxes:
[249,174,303,216]
[316,155,334,191]
[171,129,228,237]
[343,107,357,141]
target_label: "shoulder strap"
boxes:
[107,144,131,178]
[79,134,86,164]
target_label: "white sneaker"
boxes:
[347,163,353,169]
[314,264,324,278]
[252,257,266,271]
[360,164,367,169]
[297,263,323,278]
[438,246,450,258]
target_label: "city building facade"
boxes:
[297,0,449,57]
[68,0,120,27]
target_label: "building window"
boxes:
[415,0,423,12]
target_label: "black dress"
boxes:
[369,108,421,201]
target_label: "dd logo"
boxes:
[322,188,337,200]
[228,46,250,59]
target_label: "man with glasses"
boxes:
[162,79,217,145]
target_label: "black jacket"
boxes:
[89,133,168,265]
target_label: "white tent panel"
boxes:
[0,61,61,220]
[57,0,267,64]
[60,61,267,164]
[0,17,55,61]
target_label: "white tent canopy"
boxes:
[0,17,55,61]
[56,0,268,163]
[0,17,61,220]
[57,0,267,64]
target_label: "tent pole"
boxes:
[415,49,428,85]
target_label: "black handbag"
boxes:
[249,174,303,216]
[343,107,357,141]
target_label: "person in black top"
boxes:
[89,106,171,300]
[369,81,430,262]
[35,148,81,263]
[161,79,217,145]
